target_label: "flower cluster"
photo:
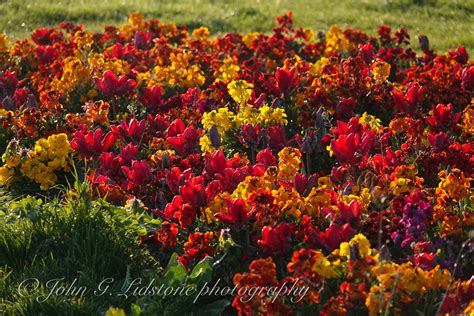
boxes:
[0,12,472,314]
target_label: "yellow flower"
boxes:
[313,251,339,278]
[340,234,372,259]
[199,134,222,154]
[19,133,71,190]
[389,177,411,195]
[257,105,288,125]
[227,80,253,104]
[242,32,260,48]
[372,61,391,81]
[310,57,329,75]
[359,112,382,131]
[192,26,210,41]
[214,57,240,83]
[0,33,9,53]
[73,30,95,51]
[324,25,351,56]
[0,166,15,185]
[277,147,302,180]
[201,107,235,134]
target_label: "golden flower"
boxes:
[214,57,240,83]
[277,147,302,180]
[324,25,351,56]
[310,57,329,76]
[372,60,391,81]
[242,32,260,48]
[436,168,471,201]
[389,177,411,195]
[192,26,210,41]
[73,30,95,51]
[0,166,15,186]
[128,12,146,29]
[0,33,9,53]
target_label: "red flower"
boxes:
[336,200,361,226]
[330,133,360,164]
[425,103,460,129]
[180,176,208,210]
[31,28,54,45]
[111,118,147,144]
[36,46,58,65]
[392,84,423,114]
[276,67,299,92]
[204,150,227,177]
[313,223,355,252]
[428,132,450,151]
[71,129,116,157]
[179,232,215,268]
[258,223,293,254]
[462,66,474,91]
[167,126,200,154]
[121,160,155,186]
[139,85,162,110]
[94,70,136,98]
[143,221,178,250]
[215,198,250,227]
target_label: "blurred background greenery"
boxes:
[0,0,473,52]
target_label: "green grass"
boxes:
[0,181,161,315]
[0,0,473,52]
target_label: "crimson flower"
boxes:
[330,133,360,164]
[71,129,116,157]
[276,67,299,92]
[111,118,146,144]
[204,151,227,177]
[258,223,293,254]
[336,200,361,226]
[461,66,473,91]
[94,70,136,98]
[139,85,162,110]
[425,103,460,129]
[121,160,155,186]
[428,132,450,151]
[313,223,355,253]
[36,46,58,65]
[167,126,200,154]
[132,31,153,50]
[180,176,208,210]
[215,198,250,227]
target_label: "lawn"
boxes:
[1,0,473,52]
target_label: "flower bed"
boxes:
[0,12,472,315]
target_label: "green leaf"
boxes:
[162,254,187,287]
[188,256,213,286]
